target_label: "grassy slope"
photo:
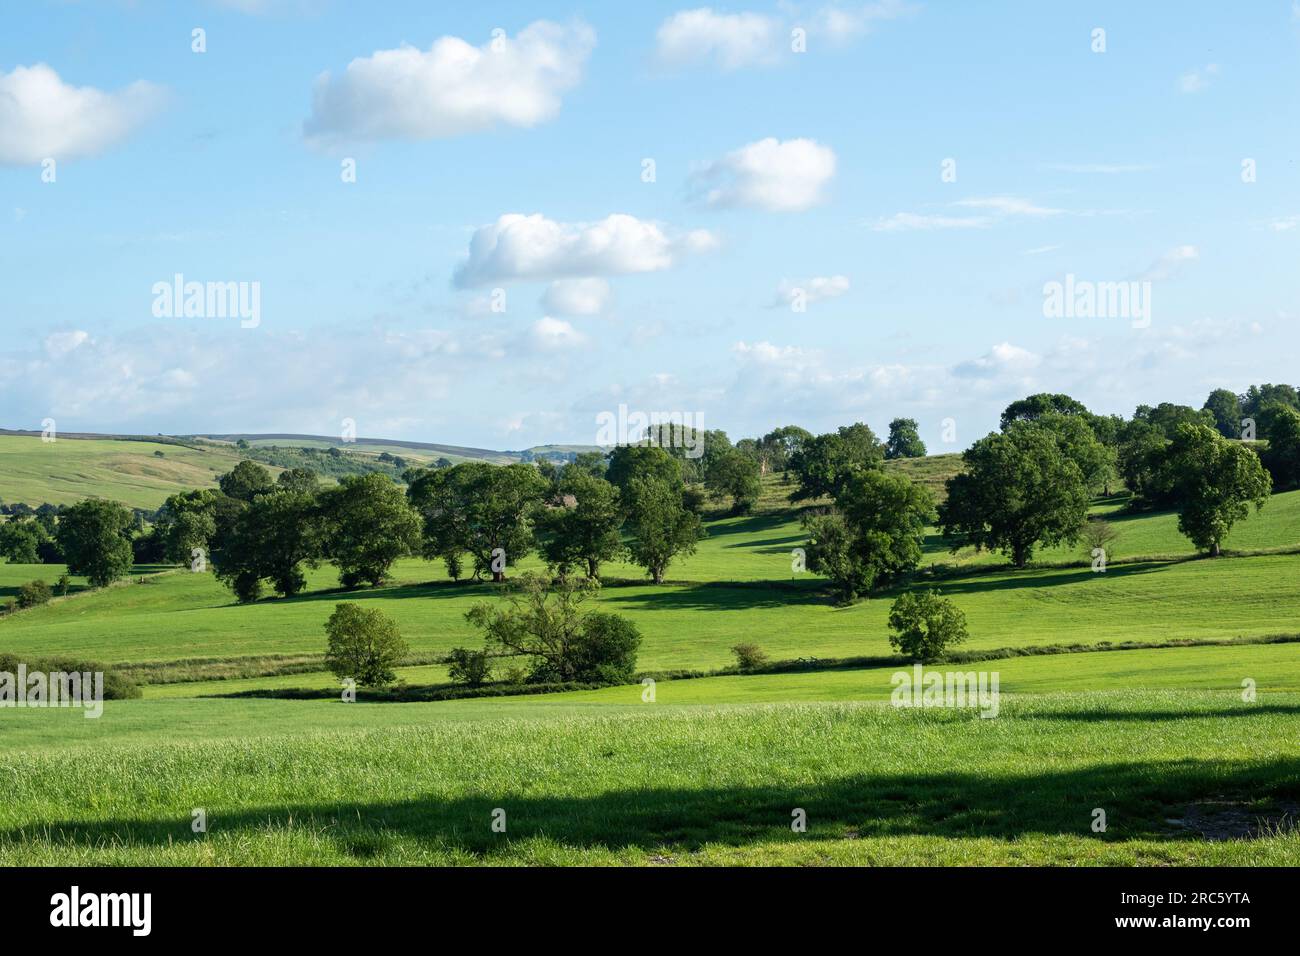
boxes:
[1,692,1296,865]
[4,454,1300,867]
[0,435,252,509]
[5,492,1300,668]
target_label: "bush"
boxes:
[323,603,408,687]
[887,590,968,663]
[446,647,492,687]
[0,653,141,699]
[16,579,52,609]
[55,573,70,596]
[732,642,769,671]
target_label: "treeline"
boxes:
[221,440,415,481]
[791,391,1280,605]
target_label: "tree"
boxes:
[16,579,53,609]
[885,418,927,459]
[324,603,408,687]
[1034,412,1116,495]
[1134,402,1216,438]
[1081,518,1119,562]
[569,451,608,478]
[217,460,275,502]
[55,499,135,587]
[999,393,1092,430]
[445,647,493,687]
[465,574,641,684]
[535,471,624,579]
[731,642,768,671]
[1167,424,1271,555]
[761,425,812,473]
[407,463,547,582]
[888,590,968,663]
[788,423,885,501]
[605,444,682,493]
[704,447,762,514]
[154,490,219,565]
[0,518,47,564]
[1203,388,1243,439]
[213,489,323,601]
[623,475,701,584]
[1262,405,1300,490]
[802,470,935,602]
[276,467,320,495]
[322,473,420,587]
[938,422,1090,568]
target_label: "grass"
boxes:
[5,453,1300,867]
[0,435,254,509]
[1,691,1296,865]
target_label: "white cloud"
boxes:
[1180,63,1219,94]
[0,64,165,165]
[303,20,595,145]
[655,3,910,69]
[774,275,850,307]
[813,1,914,43]
[1268,216,1299,232]
[541,278,612,316]
[952,342,1041,379]
[871,195,1064,231]
[453,213,717,288]
[43,330,90,358]
[655,8,784,70]
[692,137,836,212]
[1138,245,1198,281]
[531,316,586,350]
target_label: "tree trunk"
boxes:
[493,570,505,583]
[652,566,664,585]
[1211,541,1221,557]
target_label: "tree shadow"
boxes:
[601,580,828,612]
[9,757,1297,858]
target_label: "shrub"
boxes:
[0,654,141,699]
[887,590,969,663]
[16,579,52,609]
[323,603,408,687]
[55,573,70,596]
[732,642,769,671]
[446,647,492,687]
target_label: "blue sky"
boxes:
[2,0,1298,450]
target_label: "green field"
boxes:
[2,458,1298,866]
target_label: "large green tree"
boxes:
[788,423,885,501]
[322,473,421,587]
[535,470,625,579]
[213,489,324,601]
[623,474,701,584]
[803,470,935,601]
[1167,424,1271,555]
[1203,388,1243,439]
[704,447,762,514]
[939,422,1091,568]
[55,499,135,587]
[884,418,927,460]
[217,459,275,502]
[1262,405,1300,490]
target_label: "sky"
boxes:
[2,0,1298,451]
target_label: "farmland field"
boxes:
[2,461,1298,867]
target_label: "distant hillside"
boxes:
[883,452,964,502]
[0,434,253,510]
[190,433,519,465]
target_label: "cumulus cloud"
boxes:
[453,213,718,288]
[773,275,850,307]
[541,278,612,316]
[655,8,784,70]
[0,64,165,165]
[303,20,595,145]
[531,316,586,350]
[952,342,1041,379]
[655,3,910,69]
[692,137,836,212]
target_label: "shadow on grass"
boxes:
[7,758,1298,857]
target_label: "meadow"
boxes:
[2,447,1298,866]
